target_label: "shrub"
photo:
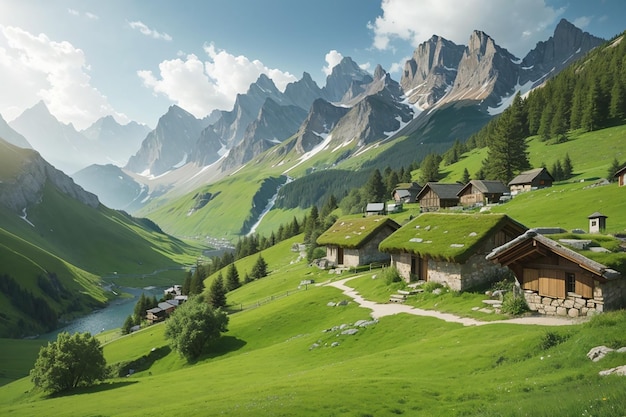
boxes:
[380,266,402,285]
[421,282,445,293]
[539,331,569,350]
[500,293,529,315]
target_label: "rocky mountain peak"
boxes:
[400,35,465,108]
[520,18,605,85]
[323,56,373,102]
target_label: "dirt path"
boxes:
[325,276,585,327]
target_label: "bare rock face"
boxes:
[401,35,465,108]
[444,30,520,108]
[0,140,99,213]
[293,99,350,154]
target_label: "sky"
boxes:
[0,0,624,131]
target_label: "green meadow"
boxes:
[2,233,626,416]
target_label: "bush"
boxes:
[380,266,402,285]
[539,331,570,350]
[500,293,529,315]
[421,282,445,293]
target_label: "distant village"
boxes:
[141,167,626,325]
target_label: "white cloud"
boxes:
[0,26,128,129]
[389,55,411,74]
[369,0,565,58]
[138,43,297,119]
[128,20,172,41]
[67,8,99,20]
[323,50,343,76]
[573,16,591,29]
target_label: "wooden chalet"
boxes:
[487,230,625,316]
[457,180,509,207]
[615,165,626,186]
[317,215,400,267]
[508,168,554,194]
[146,307,166,325]
[379,213,527,290]
[416,182,464,212]
[392,182,422,203]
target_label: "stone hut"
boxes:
[379,213,527,291]
[487,230,625,317]
[317,215,400,268]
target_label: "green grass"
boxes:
[3,234,626,416]
[0,338,46,386]
[379,212,522,262]
[317,215,398,248]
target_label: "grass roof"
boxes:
[316,215,399,249]
[379,212,526,263]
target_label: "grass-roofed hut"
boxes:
[316,215,401,267]
[379,213,527,290]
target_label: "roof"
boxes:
[379,213,527,262]
[395,189,411,199]
[416,182,464,201]
[158,302,175,310]
[588,212,607,219]
[508,168,554,186]
[614,165,626,177]
[487,230,621,281]
[316,215,400,248]
[147,307,163,314]
[366,203,385,212]
[458,180,508,196]
[395,182,422,191]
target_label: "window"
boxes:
[566,273,576,294]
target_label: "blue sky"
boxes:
[0,0,624,130]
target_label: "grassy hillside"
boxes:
[0,182,202,337]
[2,240,626,415]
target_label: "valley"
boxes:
[0,13,625,416]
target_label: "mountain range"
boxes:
[2,19,605,214]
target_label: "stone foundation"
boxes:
[524,290,603,317]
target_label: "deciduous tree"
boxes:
[164,298,229,361]
[30,332,107,393]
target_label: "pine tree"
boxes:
[190,268,205,295]
[364,169,386,203]
[608,158,622,181]
[551,160,564,181]
[122,315,135,334]
[133,293,147,323]
[609,79,626,121]
[208,273,227,309]
[418,153,441,184]
[461,168,470,184]
[303,205,320,244]
[251,255,268,280]
[550,100,568,143]
[562,153,574,179]
[182,272,191,295]
[482,93,530,183]
[225,263,240,292]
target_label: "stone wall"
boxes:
[524,277,626,317]
[391,252,412,281]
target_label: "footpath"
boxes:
[325,276,584,327]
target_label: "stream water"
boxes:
[39,285,165,341]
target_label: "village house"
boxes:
[614,165,626,186]
[457,179,509,207]
[316,215,401,268]
[145,298,186,325]
[416,182,464,212]
[392,182,422,203]
[365,202,386,216]
[486,230,625,317]
[379,213,527,290]
[508,167,554,195]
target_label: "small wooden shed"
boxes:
[487,230,625,316]
[392,182,422,203]
[508,168,554,194]
[614,165,626,186]
[457,180,509,206]
[416,182,464,212]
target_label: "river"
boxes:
[39,285,165,341]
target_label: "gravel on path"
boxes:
[326,276,585,327]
